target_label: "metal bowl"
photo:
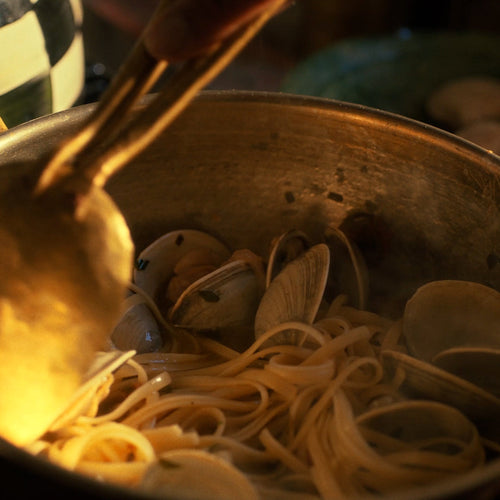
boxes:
[0,91,499,499]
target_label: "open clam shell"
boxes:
[255,243,330,345]
[381,349,500,441]
[356,400,484,467]
[133,230,231,304]
[265,229,311,288]
[403,280,500,362]
[432,347,500,398]
[324,226,369,310]
[169,259,262,331]
[141,449,258,500]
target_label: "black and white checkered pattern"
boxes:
[0,0,84,127]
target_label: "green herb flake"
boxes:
[135,258,149,271]
[159,458,182,469]
[198,290,220,302]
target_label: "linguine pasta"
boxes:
[28,285,488,499]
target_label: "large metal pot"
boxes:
[0,91,499,499]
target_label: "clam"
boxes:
[255,244,330,345]
[111,293,163,353]
[265,229,311,288]
[323,226,369,309]
[133,230,231,305]
[403,280,500,362]
[141,449,259,500]
[432,347,500,398]
[381,350,500,441]
[356,400,485,470]
[169,259,263,331]
[378,279,500,444]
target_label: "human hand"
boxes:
[144,0,290,62]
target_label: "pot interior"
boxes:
[0,91,499,499]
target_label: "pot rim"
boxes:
[0,90,498,169]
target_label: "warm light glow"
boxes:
[0,298,82,446]
[0,184,134,448]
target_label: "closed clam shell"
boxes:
[255,243,330,345]
[111,294,163,353]
[169,259,262,331]
[403,280,500,362]
[133,230,230,303]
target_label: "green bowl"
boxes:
[282,31,500,123]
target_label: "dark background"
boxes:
[81,0,500,94]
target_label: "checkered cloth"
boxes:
[0,0,84,127]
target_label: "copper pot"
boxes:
[0,91,499,499]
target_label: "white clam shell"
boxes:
[382,349,500,441]
[133,230,230,303]
[324,226,369,309]
[255,243,330,345]
[432,347,500,398]
[265,229,311,288]
[356,399,484,465]
[403,280,500,362]
[111,294,163,353]
[170,259,262,330]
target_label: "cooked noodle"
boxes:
[28,280,488,499]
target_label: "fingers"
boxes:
[143,0,286,61]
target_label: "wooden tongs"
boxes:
[35,0,288,196]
